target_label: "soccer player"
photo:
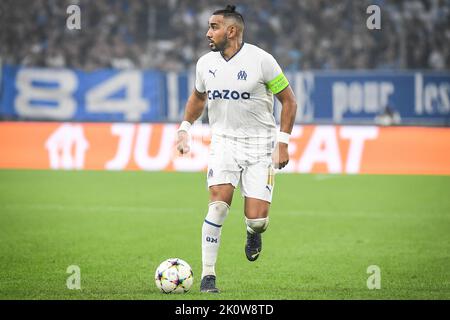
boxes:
[176,5,297,293]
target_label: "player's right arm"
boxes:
[176,89,207,155]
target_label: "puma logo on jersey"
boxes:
[209,69,217,77]
[207,89,250,100]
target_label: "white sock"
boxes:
[245,217,269,234]
[202,201,229,279]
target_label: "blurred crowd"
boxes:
[1,0,449,71]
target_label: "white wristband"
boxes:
[278,131,290,145]
[178,121,192,133]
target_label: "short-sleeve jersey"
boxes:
[195,43,289,140]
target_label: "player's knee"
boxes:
[245,217,269,234]
[205,201,230,226]
[209,187,220,199]
[209,184,234,204]
[244,202,270,220]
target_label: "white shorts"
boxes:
[206,134,276,203]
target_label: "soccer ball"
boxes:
[155,258,194,293]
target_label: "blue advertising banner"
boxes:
[299,71,450,125]
[1,65,449,125]
[0,65,166,122]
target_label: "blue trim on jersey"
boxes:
[221,42,245,62]
[204,219,222,228]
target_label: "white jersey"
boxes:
[195,43,289,142]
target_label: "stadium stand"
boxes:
[1,0,449,71]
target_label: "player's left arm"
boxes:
[273,85,297,169]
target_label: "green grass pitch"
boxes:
[0,170,449,300]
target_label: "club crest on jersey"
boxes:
[237,70,247,80]
[207,89,250,100]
